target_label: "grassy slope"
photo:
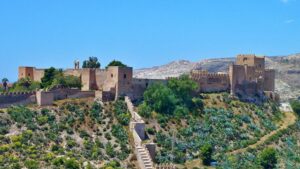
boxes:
[141,93,285,168]
[0,98,136,169]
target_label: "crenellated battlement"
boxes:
[190,70,229,79]
[0,91,36,96]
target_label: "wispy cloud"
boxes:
[285,19,295,24]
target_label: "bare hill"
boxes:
[134,54,300,101]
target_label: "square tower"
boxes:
[104,66,133,99]
[18,67,35,80]
[236,54,265,72]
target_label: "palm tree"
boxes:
[2,78,8,91]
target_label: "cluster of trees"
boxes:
[139,75,203,119]
[82,56,127,69]
[41,67,81,89]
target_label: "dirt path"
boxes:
[228,111,297,155]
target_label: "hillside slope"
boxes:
[0,98,136,169]
[134,54,300,100]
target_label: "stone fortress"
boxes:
[2,54,277,169]
[17,54,277,103]
[18,62,165,101]
[191,54,277,101]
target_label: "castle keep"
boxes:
[18,54,276,102]
[190,54,276,100]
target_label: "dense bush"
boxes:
[291,100,300,115]
[41,67,81,89]
[258,147,277,169]
[113,100,130,125]
[10,77,40,92]
[200,144,213,166]
[144,82,177,115]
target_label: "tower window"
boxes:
[111,74,113,78]
[28,73,30,76]
[124,74,127,79]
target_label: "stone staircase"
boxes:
[125,96,176,169]
[125,96,154,169]
[136,144,154,169]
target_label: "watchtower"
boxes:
[236,54,265,72]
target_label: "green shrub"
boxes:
[200,144,213,166]
[259,147,277,169]
[291,100,300,115]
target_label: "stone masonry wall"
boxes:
[190,70,230,92]
[0,92,36,108]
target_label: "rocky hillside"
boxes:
[133,54,300,101]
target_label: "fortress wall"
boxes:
[95,69,107,90]
[264,69,275,91]
[33,69,45,82]
[64,69,82,77]
[0,92,36,108]
[103,67,119,96]
[190,71,230,92]
[81,69,97,91]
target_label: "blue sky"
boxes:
[0,0,299,81]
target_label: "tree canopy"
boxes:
[167,75,198,105]
[141,75,200,117]
[41,67,58,88]
[106,60,127,68]
[10,77,41,92]
[1,78,9,91]
[143,83,177,115]
[41,67,81,89]
[82,57,101,68]
[2,78,8,84]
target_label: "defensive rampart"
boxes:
[0,92,36,108]
[190,70,230,92]
[0,89,95,108]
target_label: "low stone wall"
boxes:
[0,92,36,108]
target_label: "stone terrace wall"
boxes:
[0,92,36,108]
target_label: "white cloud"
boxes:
[285,19,295,24]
